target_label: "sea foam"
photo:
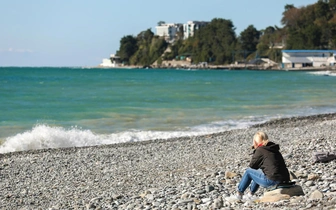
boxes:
[308,71,336,76]
[0,125,99,153]
[0,124,199,153]
[0,118,260,153]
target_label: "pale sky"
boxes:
[0,0,317,67]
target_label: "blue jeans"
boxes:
[238,168,279,194]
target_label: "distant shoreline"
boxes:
[94,64,336,71]
[2,65,336,71]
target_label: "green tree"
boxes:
[257,26,274,56]
[121,29,168,66]
[187,18,237,64]
[137,29,154,45]
[304,25,323,48]
[239,25,261,54]
[281,5,301,29]
[315,0,330,20]
[149,36,168,63]
[329,0,336,12]
[285,29,306,49]
[117,35,138,64]
[328,15,336,48]
[256,25,285,62]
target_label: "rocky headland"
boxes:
[0,113,336,209]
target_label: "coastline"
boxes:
[94,63,336,71]
[1,113,336,209]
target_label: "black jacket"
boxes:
[249,141,290,182]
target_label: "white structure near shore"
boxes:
[99,54,121,68]
[282,50,336,69]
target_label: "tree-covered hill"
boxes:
[116,0,336,66]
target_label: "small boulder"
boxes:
[259,185,305,203]
[259,194,290,203]
[264,185,305,197]
[309,190,323,200]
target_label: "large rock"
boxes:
[259,185,305,203]
[259,194,290,203]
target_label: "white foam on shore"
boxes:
[308,71,336,76]
[0,125,99,153]
[0,118,263,153]
[2,109,336,154]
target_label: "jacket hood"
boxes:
[262,141,280,152]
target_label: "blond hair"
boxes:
[253,131,269,146]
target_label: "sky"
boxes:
[0,0,318,67]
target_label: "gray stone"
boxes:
[201,197,211,204]
[212,196,223,209]
[205,185,215,193]
[177,199,194,204]
[145,194,154,200]
[181,193,192,199]
[305,181,314,187]
[195,189,206,194]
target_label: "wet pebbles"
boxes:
[0,113,336,209]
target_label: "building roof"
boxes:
[285,57,312,63]
[282,50,336,53]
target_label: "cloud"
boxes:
[0,48,34,53]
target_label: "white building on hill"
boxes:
[183,21,209,39]
[282,50,336,69]
[156,23,183,42]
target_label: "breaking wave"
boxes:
[0,119,261,153]
[308,71,336,76]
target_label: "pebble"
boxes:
[309,190,323,200]
[305,180,314,186]
[0,113,336,209]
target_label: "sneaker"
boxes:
[243,193,258,201]
[236,192,243,200]
[225,192,243,203]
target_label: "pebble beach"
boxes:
[1,113,336,210]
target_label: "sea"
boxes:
[1,67,336,153]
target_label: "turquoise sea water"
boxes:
[1,67,336,153]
